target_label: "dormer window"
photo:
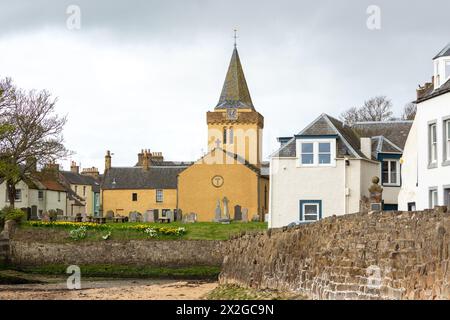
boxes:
[296,138,336,167]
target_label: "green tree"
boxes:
[0,77,70,208]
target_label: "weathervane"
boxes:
[233,28,238,48]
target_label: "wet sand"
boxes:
[0,278,218,300]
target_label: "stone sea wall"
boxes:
[9,240,224,267]
[220,208,450,300]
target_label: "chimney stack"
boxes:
[151,151,164,162]
[105,150,112,172]
[44,161,59,172]
[137,149,144,166]
[360,137,372,159]
[70,161,80,174]
[416,78,434,100]
[142,149,150,171]
[81,167,99,179]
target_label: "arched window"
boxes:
[229,127,234,144]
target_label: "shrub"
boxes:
[0,206,26,225]
[69,226,88,241]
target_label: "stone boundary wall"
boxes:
[10,240,224,267]
[0,238,9,265]
[220,208,450,300]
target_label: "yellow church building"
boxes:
[177,45,269,221]
[100,44,269,222]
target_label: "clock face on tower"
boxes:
[226,108,238,120]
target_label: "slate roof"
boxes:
[102,166,189,190]
[60,171,98,186]
[215,47,255,110]
[416,78,450,103]
[271,114,412,160]
[433,43,450,60]
[352,121,413,150]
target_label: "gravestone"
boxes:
[214,200,222,222]
[241,208,248,222]
[153,210,159,222]
[129,212,142,223]
[223,197,230,220]
[41,212,50,222]
[234,205,242,221]
[105,211,114,220]
[81,213,88,222]
[144,210,154,223]
[175,209,182,222]
[184,213,197,223]
[369,176,383,212]
[166,210,174,222]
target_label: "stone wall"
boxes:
[0,238,9,265]
[10,240,224,267]
[220,208,450,300]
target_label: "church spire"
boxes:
[215,44,254,110]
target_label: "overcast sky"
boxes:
[0,0,449,171]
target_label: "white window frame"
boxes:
[38,190,44,201]
[156,189,163,203]
[297,138,336,167]
[381,159,400,186]
[446,119,450,161]
[430,189,438,209]
[302,203,319,222]
[445,60,450,82]
[429,123,437,165]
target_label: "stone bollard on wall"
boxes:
[0,220,17,240]
[368,176,383,212]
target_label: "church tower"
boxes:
[206,45,264,167]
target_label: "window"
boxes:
[132,193,138,201]
[298,139,336,167]
[156,189,163,203]
[301,143,314,164]
[446,120,450,161]
[223,127,227,144]
[382,159,400,186]
[300,200,321,222]
[38,190,44,200]
[229,127,234,144]
[83,186,86,196]
[318,142,331,164]
[74,185,78,194]
[58,192,61,202]
[15,189,22,201]
[430,189,438,208]
[429,123,437,165]
[446,61,450,80]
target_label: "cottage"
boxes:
[269,113,411,228]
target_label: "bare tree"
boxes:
[340,96,394,125]
[401,102,417,120]
[0,78,70,208]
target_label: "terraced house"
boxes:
[269,113,412,228]
[101,149,190,218]
[59,162,101,217]
[399,43,450,211]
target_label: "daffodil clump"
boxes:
[127,224,186,237]
[27,221,108,230]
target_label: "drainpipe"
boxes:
[344,157,348,214]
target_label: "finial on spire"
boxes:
[233,28,238,48]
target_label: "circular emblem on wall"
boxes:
[211,175,224,188]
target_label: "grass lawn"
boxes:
[7,264,220,280]
[15,221,267,242]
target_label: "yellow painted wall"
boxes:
[102,188,177,216]
[207,110,263,167]
[177,152,261,221]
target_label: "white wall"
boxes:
[398,119,418,210]
[0,180,30,209]
[269,156,380,228]
[45,190,67,215]
[415,92,450,209]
